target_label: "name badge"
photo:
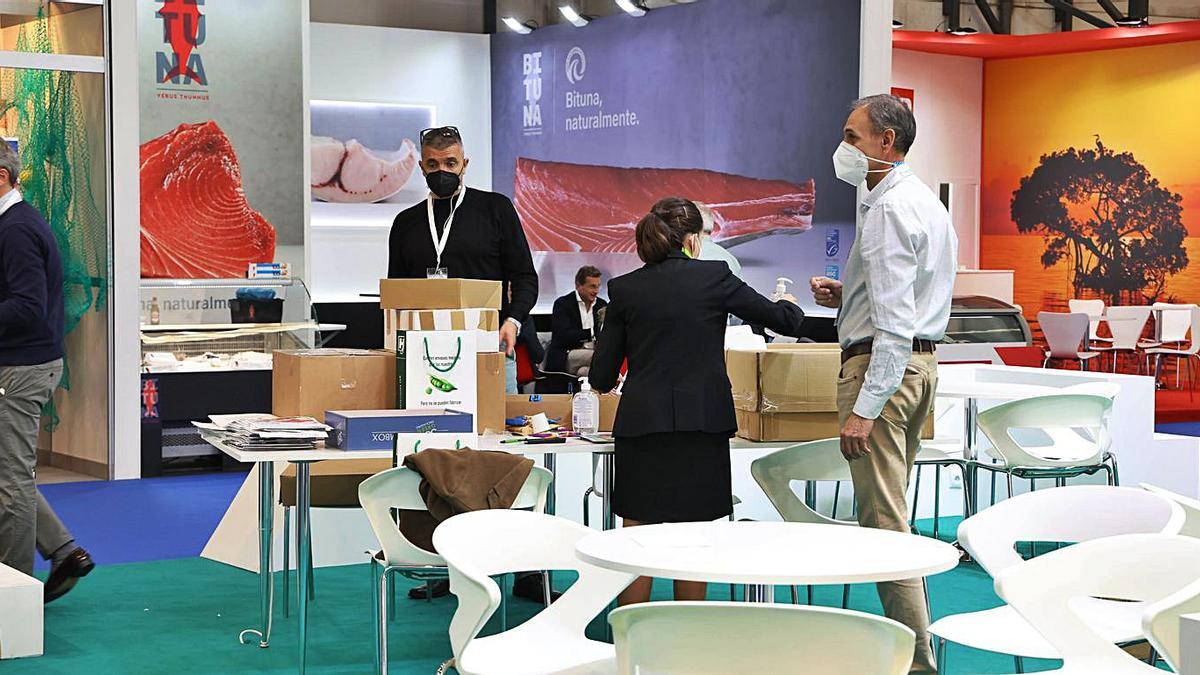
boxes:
[426,267,449,280]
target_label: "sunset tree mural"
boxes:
[1011,137,1188,306]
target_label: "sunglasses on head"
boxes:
[420,126,462,143]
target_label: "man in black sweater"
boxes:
[387,126,538,394]
[389,127,550,602]
[0,144,93,602]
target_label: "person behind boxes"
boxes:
[589,197,805,606]
[390,127,549,602]
[547,265,607,379]
[810,94,957,674]
[0,143,94,602]
[387,126,538,395]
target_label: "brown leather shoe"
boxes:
[44,547,95,604]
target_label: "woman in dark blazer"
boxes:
[589,197,805,605]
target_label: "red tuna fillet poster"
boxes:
[514,158,815,253]
[139,0,303,279]
[140,121,276,278]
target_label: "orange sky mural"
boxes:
[981,40,1200,315]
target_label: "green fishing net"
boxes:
[1,9,108,429]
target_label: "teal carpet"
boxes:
[10,554,1067,674]
[7,516,1168,673]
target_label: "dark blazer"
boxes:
[546,291,608,374]
[590,252,805,438]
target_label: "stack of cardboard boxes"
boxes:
[380,279,506,434]
[727,343,932,441]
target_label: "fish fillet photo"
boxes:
[310,100,433,205]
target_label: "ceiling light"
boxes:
[1115,17,1148,26]
[948,26,978,36]
[559,5,590,27]
[502,16,534,34]
[892,18,904,29]
[616,0,648,17]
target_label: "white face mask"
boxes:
[832,141,897,186]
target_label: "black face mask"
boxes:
[425,170,461,199]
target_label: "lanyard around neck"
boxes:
[427,187,467,270]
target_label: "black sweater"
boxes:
[387,188,538,324]
[0,200,65,366]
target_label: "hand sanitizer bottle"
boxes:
[572,377,600,435]
[771,277,794,302]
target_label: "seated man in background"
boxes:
[547,266,606,379]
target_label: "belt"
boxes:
[841,338,937,363]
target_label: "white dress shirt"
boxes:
[577,291,594,334]
[698,235,743,279]
[837,163,958,420]
[0,188,23,217]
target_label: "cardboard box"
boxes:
[384,308,500,353]
[735,409,841,442]
[325,409,473,451]
[380,278,502,311]
[504,392,620,431]
[599,394,620,432]
[273,349,395,420]
[476,352,506,433]
[727,343,842,414]
[727,344,931,442]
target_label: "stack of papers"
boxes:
[194,413,330,451]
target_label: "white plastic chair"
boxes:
[928,485,1184,672]
[1038,311,1100,370]
[1140,482,1200,538]
[1144,306,1200,394]
[1141,302,1195,348]
[610,601,915,675]
[1068,298,1109,349]
[1092,306,1152,373]
[995,533,1200,674]
[433,509,636,675]
[358,466,553,675]
[751,438,857,607]
[972,393,1117,503]
[1143,576,1200,673]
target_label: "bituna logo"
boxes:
[156,0,207,88]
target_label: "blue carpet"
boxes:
[35,472,247,570]
[1156,421,1200,437]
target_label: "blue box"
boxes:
[325,408,473,451]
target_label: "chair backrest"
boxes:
[1038,311,1090,359]
[1144,576,1200,673]
[433,510,635,664]
[750,439,854,526]
[976,393,1112,468]
[1068,299,1105,338]
[1104,305,1153,350]
[1152,303,1197,344]
[996,534,1200,674]
[1141,483,1200,538]
[958,485,1184,578]
[358,465,553,567]
[610,602,915,675]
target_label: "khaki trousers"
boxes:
[838,352,938,673]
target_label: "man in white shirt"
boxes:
[811,94,957,674]
[694,202,743,278]
[548,266,607,379]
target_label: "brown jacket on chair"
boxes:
[398,448,535,552]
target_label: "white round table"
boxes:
[576,521,960,602]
